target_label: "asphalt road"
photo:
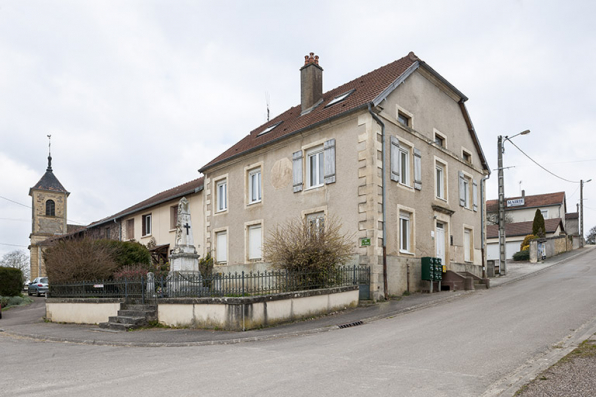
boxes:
[2,250,596,397]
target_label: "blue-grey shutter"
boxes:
[390,136,400,182]
[293,151,303,193]
[414,148,422,190]
[458,171,465,207]
[473,179,478,212]
[324,139,336,184]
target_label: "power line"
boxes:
[0,195,30,208]
[507,140,581,184]
[0,242,28,248]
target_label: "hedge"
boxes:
[0,266,23,296]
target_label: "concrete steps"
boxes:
[99,304,157,331]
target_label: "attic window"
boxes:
[258,121,283,136]
[325,90,355,108]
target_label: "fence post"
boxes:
[242,271,245,297]
[141,275,145,305]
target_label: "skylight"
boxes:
[325,89,355,108]
[258,121,283,136]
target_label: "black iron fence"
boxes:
[49,265,370,302]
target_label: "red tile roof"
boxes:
[487,218,564,239]
[200,52,488,172]
[89,177,204,228]
[486,192,566,213]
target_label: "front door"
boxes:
[436,222,446,265]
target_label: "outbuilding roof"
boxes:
[486,192,566,213]
[486,218,564,239]
[199,52,489,173]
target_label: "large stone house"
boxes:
[199,52,490,299]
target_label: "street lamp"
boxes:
[581,179,592,246]
[497,129,530,276]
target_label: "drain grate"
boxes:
[337,320,363,329]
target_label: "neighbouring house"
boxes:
[84,178,204,260]
[565,210,579,237]
[485,191,569,261]
[28,154,84,279]
[199,52,490,299]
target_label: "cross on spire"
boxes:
[46,135,53,172]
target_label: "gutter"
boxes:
[368,103,388,301]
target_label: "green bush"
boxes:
[100,240,152,267]
[513,250,530,261]
[0,266,23,296]
[520,234,537,251]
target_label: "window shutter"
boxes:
[414,148,422,190]
[324,139,336,184]
[292,151,303,192]
[390,136,400,182]
[458,171,465,207]
[473,179,478,212]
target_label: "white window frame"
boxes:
[399,147,410,186]
[436,162,445,200]
[142,214,152,237]
[399,212,411,253]
[215,229,228,264]
[216,179,227,213]
[248,168,262,205]
[247,223,263,261]
[433,129,447,149]
[540,209,549,218]
[463,176,470,209]
[306,145,324,189]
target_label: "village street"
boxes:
[2,249,596,397]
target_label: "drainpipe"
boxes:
[480,174,490,278]
[113,218,121,241]
[368,103,388,300]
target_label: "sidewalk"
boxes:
[1,246,593,347]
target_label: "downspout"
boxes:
[480,174,490,278]
[113,218,121,241]
[368,103,388,300]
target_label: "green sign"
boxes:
[360,238,371,247]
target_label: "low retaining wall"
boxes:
[46,298,123,324]
[530,235,574,263]
[158,286,359,331]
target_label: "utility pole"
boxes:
[498,135,506,276]
[581,179,584,247]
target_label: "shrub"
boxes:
[0,266,24,296]
[263,216,354,289]
[520,234,537,251]
[513,250,530,261]
[532,209,546,237]
[99,240,152,268]
[199,252,214,289]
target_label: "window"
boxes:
[399,212,411,253]
[463,177,470,208]
[325,89,354,108]
[462,150,472,164]
[307,146,324,188]
[45,200,55,216]
[540,209,549,218]
[142,214,152,236]
[170,205,178,230]
[215,231,227,263]
[464,228,472,262]
[306,212,325,237]
[126,219,134,240]
[216,180,227,212]
[435,135,445,148]
[399,147,410,186]
[248,168,262,204]
[436,163,445,200]
[398,111,411,127]
[247,224,262,260]
[258,121,283,136]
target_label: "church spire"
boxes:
[46,134,52,172]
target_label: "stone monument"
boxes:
[169,197,199,273]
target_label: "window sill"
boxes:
[141,234,152,238]
[214,209,228,215]
[247,200,262,207]
[305,184,324,192]
[399,250,415,256]
[397,183,414,192]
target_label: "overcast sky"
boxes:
[1,0,595,258]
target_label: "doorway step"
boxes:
[441,271,490,291]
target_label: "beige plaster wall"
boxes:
[46,302,121,324]
[506,204,564,225]
[121,192,204,257]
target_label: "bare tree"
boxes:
[0,250,29,281]
[486,212,514,226]
[586,226,596,245]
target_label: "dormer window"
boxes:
[258,121,283,136]
[325,90,354,108]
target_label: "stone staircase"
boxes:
[441,271,490,291]
[99,303,157,331]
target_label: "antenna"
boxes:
[265,92,270,122]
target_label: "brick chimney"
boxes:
[300,52,323,112]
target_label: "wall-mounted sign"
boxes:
[360,238,371,247]
[507,198,525,207]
